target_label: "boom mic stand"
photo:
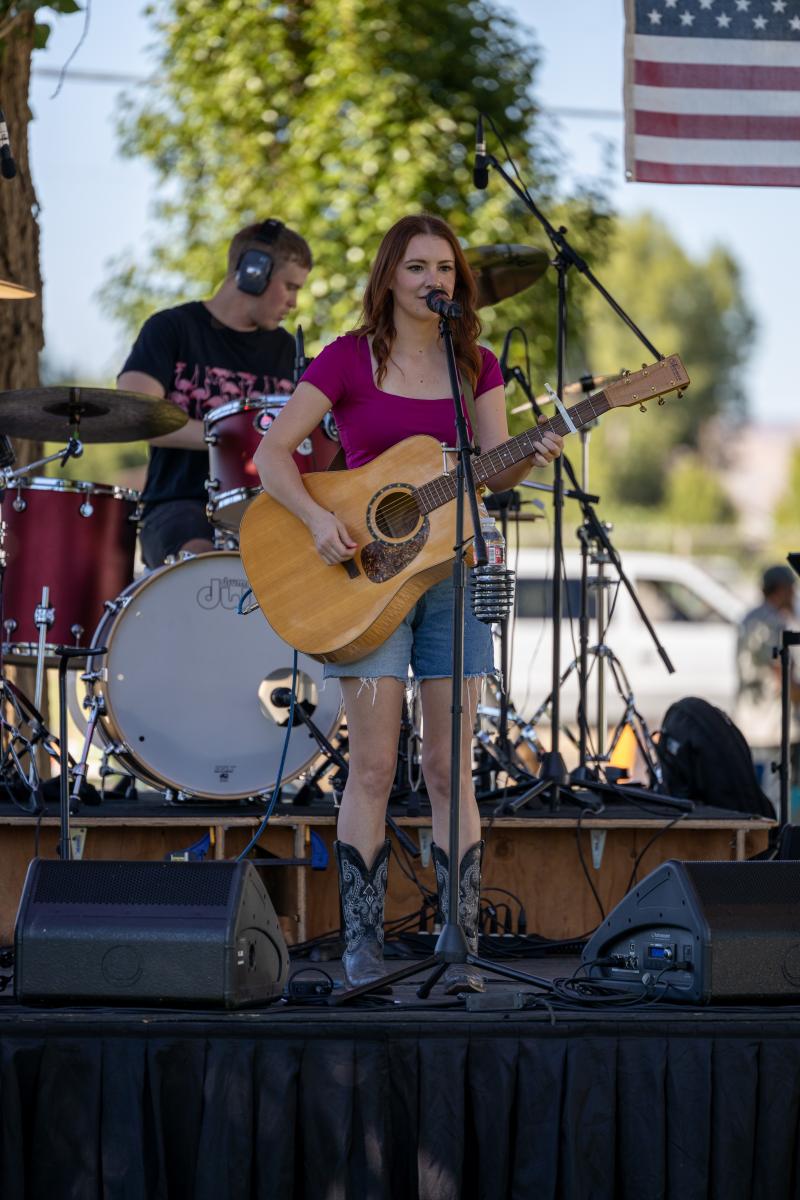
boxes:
[479,115,676,812]
[332,307,555,1003]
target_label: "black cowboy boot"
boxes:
[432,839,486,995]
[334,838,391,991]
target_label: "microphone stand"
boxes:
[481,135,669,812]
[331,312,555,1003]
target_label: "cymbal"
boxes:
[464,243,549,308]
[509,373,621,415]
[0,386,188,443]
[0,279,35,300]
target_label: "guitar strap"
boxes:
[324,374,479,473]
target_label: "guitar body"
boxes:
[239,436,461,664]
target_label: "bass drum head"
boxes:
[93,552,340,800]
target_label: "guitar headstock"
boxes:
[604,355,690,410]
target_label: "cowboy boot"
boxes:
[334,838,392,990]
[432,839,486,995]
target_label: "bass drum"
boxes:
[89,551,341,800]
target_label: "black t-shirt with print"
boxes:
[120,301,295,509]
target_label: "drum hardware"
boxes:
[0,385,188,442]
[463,243,550,309]
[0,278,35,301]
[32,585,54,711]
[204,395,340,532]
[80,552,341,802]
[2,476,139,667]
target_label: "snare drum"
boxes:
[2,477,139,665]
[88,551,341,800]
[205,396,339,531]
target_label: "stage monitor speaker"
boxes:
[582,859,800,1003]
[14,859,289,1008]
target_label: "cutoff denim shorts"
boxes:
[323,576,495,682]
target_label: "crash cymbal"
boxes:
[0,279,35,300]
[464,243,549,308]
[509,373,622,415]
[0,386,188,443]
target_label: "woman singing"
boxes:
[254,214,562,993]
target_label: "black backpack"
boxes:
[656,696,774,816]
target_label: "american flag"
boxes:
[624,0,800,185]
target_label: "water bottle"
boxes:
[472,502,515,624]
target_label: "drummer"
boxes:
[117,219,312,568]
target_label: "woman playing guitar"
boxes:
[253,213,563,993]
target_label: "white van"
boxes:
[504,550,744,732]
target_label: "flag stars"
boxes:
[735,0,750,9]
[698,0,714,7]
[664,0,678,8]
[716,10,732,25]
[680,10,695,23]
[791,13,800,28]
[772,0,787,10]
[647,7,662,21]
[752,14,767,27]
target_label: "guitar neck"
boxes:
[415,390,612,514]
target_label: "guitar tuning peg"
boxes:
[658,397,665,406]
[639,403,647,413]
[620,368,630,378]
[641,363,649,371]
[676,390,684,399]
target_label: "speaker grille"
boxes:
[31,861,236,908]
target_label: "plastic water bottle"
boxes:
[472,505,515,624]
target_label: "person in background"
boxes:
[253,213,563,993]
[118,219,311,568]
[734,563,800,813]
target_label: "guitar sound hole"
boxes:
[374,491,420,539]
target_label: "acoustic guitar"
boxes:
[239,355,690,664]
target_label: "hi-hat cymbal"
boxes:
[0,279,36,300]
[464,243,549,308]
[509,373,621,415]
[0,385,188,443]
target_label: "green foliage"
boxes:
[774,445,800,530]
[577,213,755,512]
[0,0,81,51]
[104,0,613,376]
[663,453,737,527]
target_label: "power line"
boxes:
[30,66,624,120]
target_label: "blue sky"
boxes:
[22,0,799,424]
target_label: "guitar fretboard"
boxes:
[415,390,612,514]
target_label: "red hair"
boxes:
[354,214,482,390]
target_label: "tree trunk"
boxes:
[0,12,50,772]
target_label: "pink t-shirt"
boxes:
[301,333,504,468]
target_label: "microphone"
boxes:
[498,328,514,384]
[0,108,17,180]
[473,113,489,190]
[425,289,462,320]
[293,324,307,386]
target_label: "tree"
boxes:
[576,213,756,512]
[105,0,612,373]
[774,446,800,532]
[0,1,80,457]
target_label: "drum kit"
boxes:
[0,244,553,810]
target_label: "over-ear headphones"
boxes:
[235,219,285,295]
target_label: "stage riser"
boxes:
[0,818,769,945]
[0,1019,798,1199]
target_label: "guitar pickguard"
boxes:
[360,519,430,583]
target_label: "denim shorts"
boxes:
[139,500,215,568]
[323,576,495,682]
